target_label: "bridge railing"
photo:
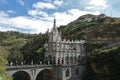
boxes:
[6,64,53,70]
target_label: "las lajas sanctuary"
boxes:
[6,18,87,80]
[44,18,87,80]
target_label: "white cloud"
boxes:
[9,16,53,33]
[7,10,16,14]
[0,10,53,33]
[28,9,48,17]
[33,2,56,9]
[18,0,24,6]
[29,1,63,17]
[0,11,9,17]
[0,26,16,32]
[85,0,109,10]
[89,0,108,7]
[53,0,63,6]
[85,6,95,10]
[44,0,52,2]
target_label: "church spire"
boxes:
[53,17,56,28]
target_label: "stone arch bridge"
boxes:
[6,65,55,80]
[6,64,86,80]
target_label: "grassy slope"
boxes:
[60,14,120,41]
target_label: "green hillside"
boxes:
[60,14,120,40]
[20,33,48,64]
[0,31,38,64]
[0,31,47,65]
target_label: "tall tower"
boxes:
[53,17,56,28]
[48,18,61,42]
[45,18,62,64]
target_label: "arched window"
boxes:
[46,56,48,61]
[66,68,70,77]
[48,55,52,64]
[62,58,64,64]
[70,56,73,63]
[48,55,52,60]
[58,57,60,64]
[76,68,79,75]
[78,55,80,62]
[74,56,77,63]
[66,56,69,64]
[53,57,56,64]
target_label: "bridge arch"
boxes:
[12,71,31,80]
[36,69,56,80]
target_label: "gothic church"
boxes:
[45,18,86,80]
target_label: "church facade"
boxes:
[44,18,86,80]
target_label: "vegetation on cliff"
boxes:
[60,14,120,40]
[84,46,120,80]
[0,46,9,80]
[20,33,48,64]
[0,31,38,64]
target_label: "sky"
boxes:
[0,0,120,33]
